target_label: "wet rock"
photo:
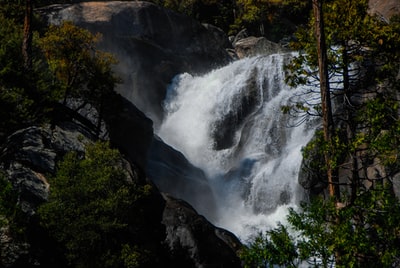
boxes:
[162,194,242,268]
[234,36,285,59]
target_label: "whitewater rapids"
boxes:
[157,53,318,241]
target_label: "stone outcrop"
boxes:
[101,92,154,171]
[162,194,242,268]
[211,72,261,150]
[0,123,242,267]
[0,99,241,267]
[234,36,285,59]
[0,123,94,266]
[297,133,328,197]
[369,0,400,21]
[36,2,226,247]
[37,1,232,126]
[0,123,94,216]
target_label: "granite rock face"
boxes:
[0,107,241,267]
[38,0,225,230]
[369,0,400,21]
[0,123,93,216]
[0,123,94,267]
[234,36,285,59]
[162,194,242,268]
[38,1,232,126]
[147,136,217,220]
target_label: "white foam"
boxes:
[158,53,319,241]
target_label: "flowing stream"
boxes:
[157,53,319,242]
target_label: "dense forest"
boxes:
[0,0,400,267]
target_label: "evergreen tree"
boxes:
[242,0,400,266]
[38,142,155,267]
[285,0,400,201]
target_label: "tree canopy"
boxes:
[39,21,118,106]
[0,1,119,141]
[38,141,156,268]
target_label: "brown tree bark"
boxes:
[312,0,338,199]
[22,0,33,71]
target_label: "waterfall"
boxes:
[157,53,319,241]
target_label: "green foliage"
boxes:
[0,0,24,21]
[230,0,308,39]
[279,2,400,265]
[242,187,400,267]
[0,12,23,87]
[0,87,35,133]
[301,128,349,178]
[121,244,152,268]
[0,11,33,137]
[229,0,265,35]
[39,22,114,103]
[286,0,400,97]
[0,172,17,226]
[38,142,154,267]
[39,21,119,131]
[301,130,327,175]
[334,185,400,267]
[0,6,119,139]
[85,49,119,112]
[240,224,299,267]
[149,0,235,32]
[148,0,308,40]
[356,96,400,167]
[286,0,400,183]
[0,172,27,237]
[0,6,61,138]
[286,0,383,87]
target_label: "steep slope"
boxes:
[0,94,242,267]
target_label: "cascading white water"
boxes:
[158,53,319,242]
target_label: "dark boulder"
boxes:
[297,132,329,197]
[234,36,285,59]
[0,123,94,267]
[0,123,93,216]
[101,92,154,171]
[162,193,242,268]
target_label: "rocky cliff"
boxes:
[0,2,243,266]
[37,0,224,223]
[0,95,242,267]
[38,1,232,126]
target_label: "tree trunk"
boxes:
[313,1,342,265]
[342,41,360,204]
[22,0,33,71]
[312,0,338,199]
